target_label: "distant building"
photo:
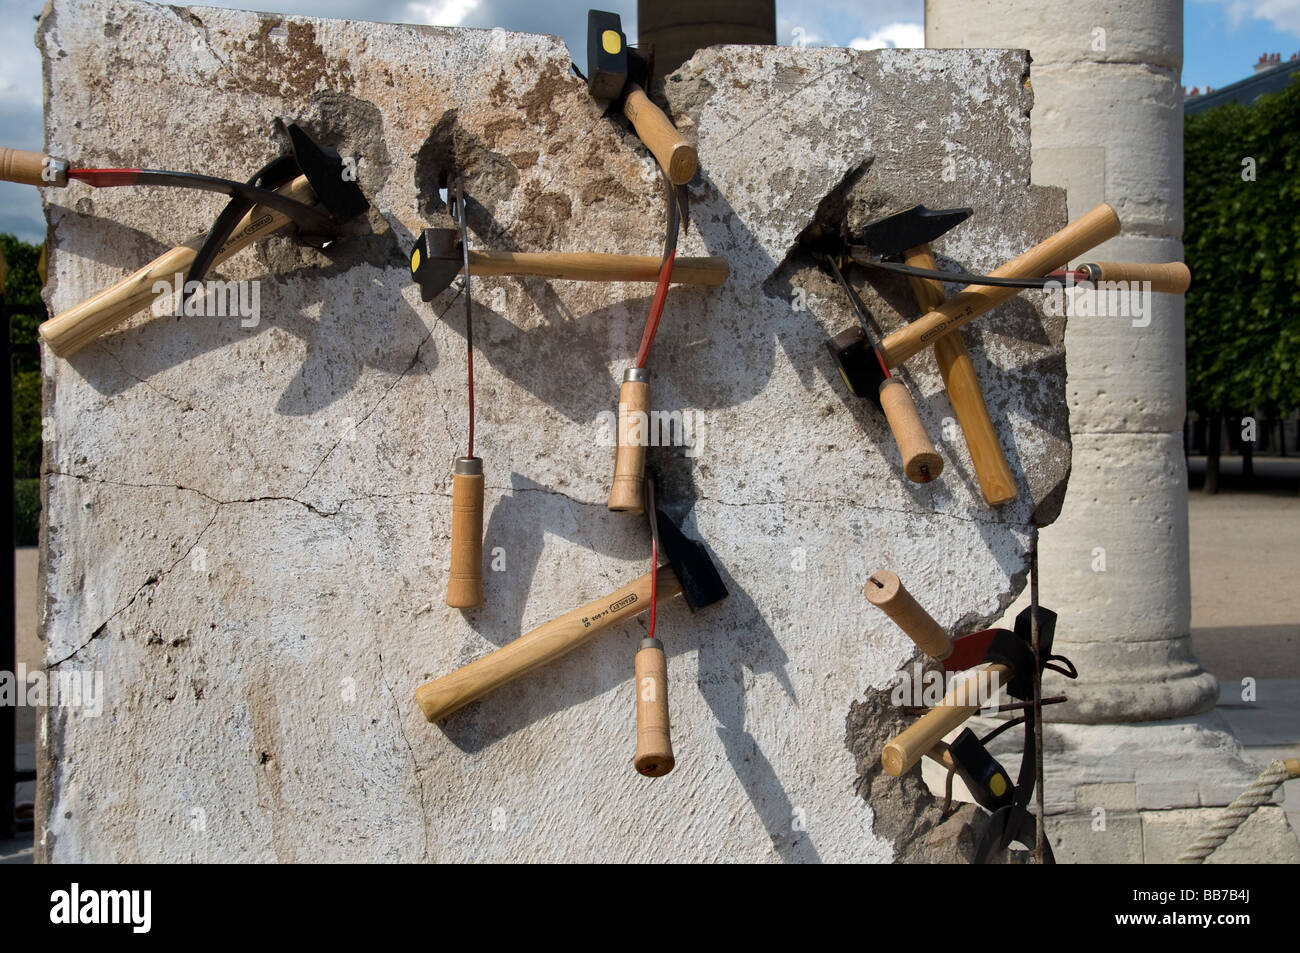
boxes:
[1185,51,1300,114]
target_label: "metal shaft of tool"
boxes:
[449,178,475,459]
[633,172,680,368]
[851,254,1080,289]
[825,255,891,379]
[68,167,338,237]
[1030,527,1046,862]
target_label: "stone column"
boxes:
[637,0,776,77]
[925,0,1217,721]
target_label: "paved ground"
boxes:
[4,457,1297,862]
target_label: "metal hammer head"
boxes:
[410,227,463,301]
[826,326,888,410]
[649,493,728,611]
[586,9,650,102]
[285,123,369,226]
[856,204,972,257]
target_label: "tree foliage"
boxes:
[2,233,46,482]
[1184,76,1300,413]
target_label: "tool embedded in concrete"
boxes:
[819,253,941,483]
[28,123,369,357]
[608,172,685,511]
[414,495,726,725]
[848,204,1017,505]
[584,9,699,185]
[412,174,485,608]
[869,562,1078,862]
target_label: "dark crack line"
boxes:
[48,505,221,668]
[376,650,432,863]
[47,470,442,519]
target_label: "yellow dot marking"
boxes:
[602,29,621,55]
[990,773,1008,797]
[411,248,421,273]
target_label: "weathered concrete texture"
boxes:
[38,0,1069,862]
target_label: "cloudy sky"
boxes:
[2,0,1298,242]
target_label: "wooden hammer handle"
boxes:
[466,250,728,286]
[622,83,699,185]
[38,174,316,358]
[882,663,1012,777]
[1086,261,1190,294]
[0,148,61,187]
[608,375,649,512]
[633,638,674,776]
[414,565,682,722]
[445,463,485,609]
[880,203,1122,367]
[864,570,952,660]
[904,245,1018,506]
[877,378,942,483]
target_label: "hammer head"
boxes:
[651,500,728,611]
[586,9,652,102]
[410,227,463,301]
[286,123,369,227]
[826,326,888,410]
[856,204,972,258]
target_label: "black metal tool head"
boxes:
[856,204,972,258]
[826,325,889,411]
[645,473,727,612]
[286,123,369,228]
[411,227,463,301]
[587,9,629,101]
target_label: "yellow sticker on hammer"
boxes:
[411,248,421,273]
[602,29,621,55]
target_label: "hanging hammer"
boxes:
[414,500,727,725]
[584,9,698,185]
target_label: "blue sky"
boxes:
[2,0,1298,243]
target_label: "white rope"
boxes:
[1177,759,1299,864]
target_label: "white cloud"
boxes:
[404,0,481,27]
[1198,0,1300,37]
[848,21,924,50]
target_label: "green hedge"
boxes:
[15,478,39,547]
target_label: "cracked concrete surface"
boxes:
[36,0,1069,861]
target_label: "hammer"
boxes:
[414,500,728,729]
[27,124,369,358]
[585,9,699,185]
[408,229,728,299]
[856,205,1019,505]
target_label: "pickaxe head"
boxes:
[286,123,369,226]
[855,204,972,257]
[586,9,651,103]
[645,473,727,611]
[410,227,463,301]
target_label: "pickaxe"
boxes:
[583,9,698,185]
[12,124,369,358]
[414,490,728,773]
[871,203,1190,368]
